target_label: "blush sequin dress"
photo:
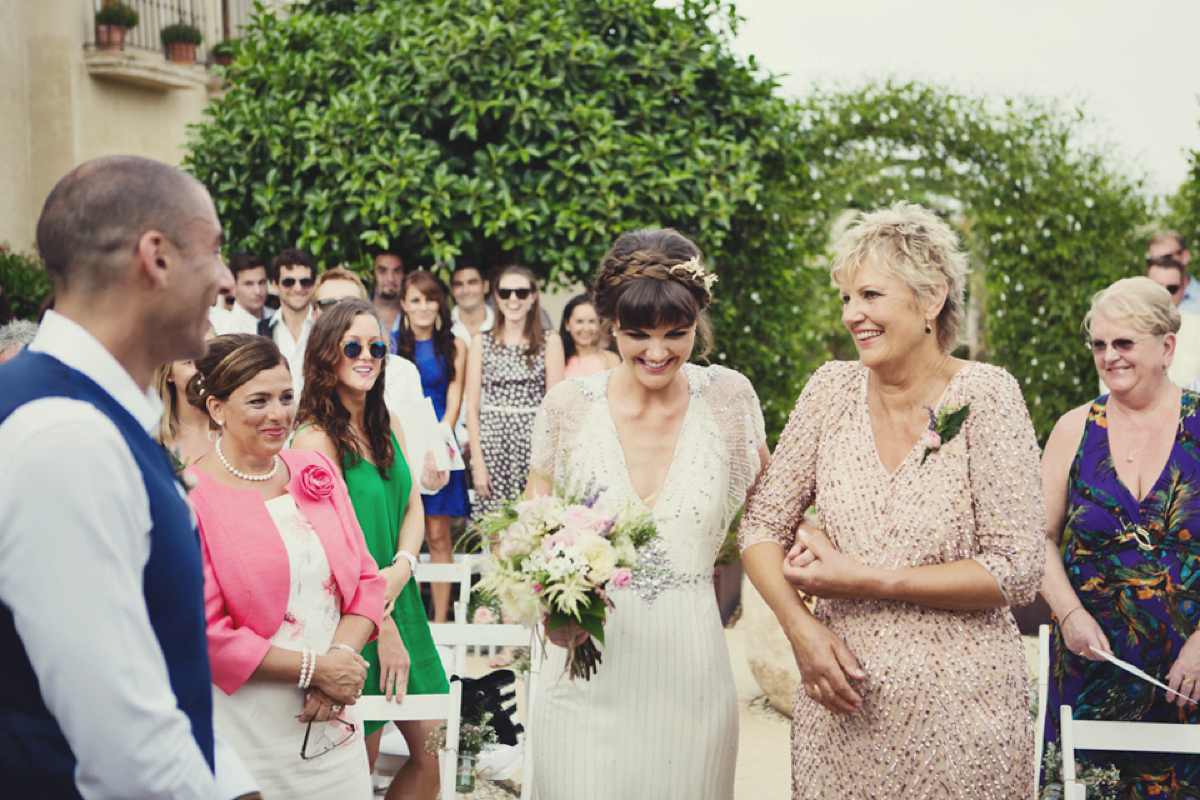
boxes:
[740,360,1045,800]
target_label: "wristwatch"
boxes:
[392,549,418,574]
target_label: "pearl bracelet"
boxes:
[298,648,314,689]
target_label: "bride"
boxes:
[526,228,768,799]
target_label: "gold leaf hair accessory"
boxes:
[669,256,718,293]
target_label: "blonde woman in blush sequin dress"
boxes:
[740,202,1045,799]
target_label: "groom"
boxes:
[0,156,232,798]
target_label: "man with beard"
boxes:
[371,251,404,352]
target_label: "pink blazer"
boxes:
[186,449,385,695]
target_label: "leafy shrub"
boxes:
[96,3,139,28]
[161,23,202,46]
[0,246,52,322]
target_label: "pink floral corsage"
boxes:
[300,464,335,500]
[920,403,970,465]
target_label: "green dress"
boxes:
[340,431,449,736]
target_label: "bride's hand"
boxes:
[544,616,589,649]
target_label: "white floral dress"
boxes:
[212,493,372,800]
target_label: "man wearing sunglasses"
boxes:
[1148,231,1200,315]
[1125,249,1200,388]
[258,248,318,396]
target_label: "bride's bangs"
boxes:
[614,278,698,332]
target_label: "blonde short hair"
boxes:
[1084,276,1181,336]
[830,202,968,354]
[311,266,367,307]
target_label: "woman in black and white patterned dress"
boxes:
[465,265,564,522]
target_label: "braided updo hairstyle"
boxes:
[592,228,713,357]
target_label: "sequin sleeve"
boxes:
[700,366,768,530]
[738,361,854,551]
[963,365,1046,605]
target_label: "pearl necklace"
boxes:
[215,435,280,482]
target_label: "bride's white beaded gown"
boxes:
[528,364,765,800]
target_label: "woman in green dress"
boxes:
[294,298,448,800]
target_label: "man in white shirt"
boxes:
[216,254,268,334]
[449,264,493,341]
[259,248,317,396]
[1144,254,1200,386]
[0,156,240,799]
[1149,230,1200,317]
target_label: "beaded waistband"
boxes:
[481,404,539,415]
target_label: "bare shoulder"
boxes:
[602,349,621,368]
[290,424,339,464]
[1044,402,1091,463]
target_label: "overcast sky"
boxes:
[724,0,1200,198]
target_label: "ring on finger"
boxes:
[1184,677,1196,686]
[810,683,820,694]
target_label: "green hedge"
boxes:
[0,246,52,322]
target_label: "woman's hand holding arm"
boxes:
[377,616,412,702]
[743,541,865,716]
[786,524,1006,610]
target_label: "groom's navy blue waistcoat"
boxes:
[0,350,214,797]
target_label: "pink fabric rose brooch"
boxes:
[300,464,335,500]
[920,403,970,465]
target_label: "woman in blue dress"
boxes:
[1040,276,1200,797]
[397,269,470,623]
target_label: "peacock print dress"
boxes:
[1045,390,1200,798]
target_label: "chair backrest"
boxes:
[1033,624,1050,800]
[1060,703,1200,798]
[356,682,463,792]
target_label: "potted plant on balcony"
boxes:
[160,23,202,65]
[95,3,138,52]
[210,39,235,67]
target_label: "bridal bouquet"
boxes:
[475,486,658,680]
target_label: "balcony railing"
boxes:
[89,0,258,65]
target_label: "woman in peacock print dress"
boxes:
[1041,277,1200,798]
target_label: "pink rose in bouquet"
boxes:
[473,606,495,625]
[300,464,335,500]
[542,528,580,556]
[919,430,942,450]
[609,567,632,589]
[561,505,607,534]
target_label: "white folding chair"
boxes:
[1033,624,1050,800]
[366,554,539,797]
[357,683,463,794]
[1060,703,1200,798]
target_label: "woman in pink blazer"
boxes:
[184,334,385,800]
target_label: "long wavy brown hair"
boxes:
[395,269,457,383]
[295,299,394,478]
[491,264,546,369]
